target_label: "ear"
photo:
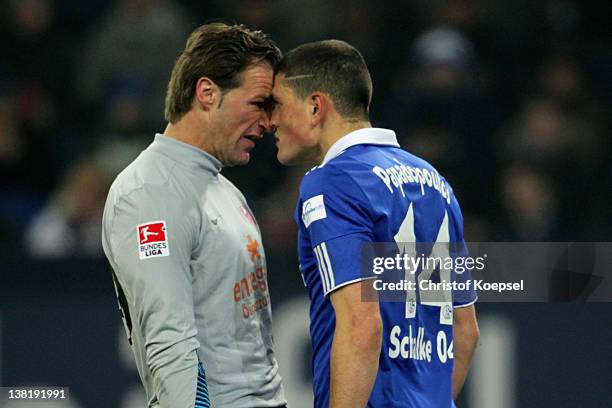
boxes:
[309,92,327,126]
[194,77,218,111]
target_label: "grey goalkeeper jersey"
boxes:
[102,134,285,408]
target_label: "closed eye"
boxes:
[252,99,278,115]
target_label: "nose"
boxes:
[268,123,277,135]
[268,111,278,134]
[259,111,272,133]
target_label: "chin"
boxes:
[277,152,299,166]
[276,151,291,166]
[226,153,251,167]
[236,157,251,167]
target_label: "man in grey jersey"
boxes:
[102,23,286,408]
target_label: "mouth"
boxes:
[241,134,260,149]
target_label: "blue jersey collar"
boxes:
[321,128,399,165]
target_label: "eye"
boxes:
[268,99,280,111]
[252,101,267,110]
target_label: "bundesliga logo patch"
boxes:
[137,221,169,260]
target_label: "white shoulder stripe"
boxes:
[314,245,330,293]
[320,242,335,288]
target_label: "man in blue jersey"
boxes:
[269,40,480,407]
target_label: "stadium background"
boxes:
[1,0,611,406]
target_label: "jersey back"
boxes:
[295,142,476,408]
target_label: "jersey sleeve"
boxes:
[448,196,478,308]
[102,183,206,408]
[301,166,376,296]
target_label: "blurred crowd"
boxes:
[0,0,610,260]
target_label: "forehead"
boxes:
[271,74,294,99]
[235,63,273,95]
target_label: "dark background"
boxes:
[1,0,611,407]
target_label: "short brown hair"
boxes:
[164,22,281,123]
[276,40,372,120]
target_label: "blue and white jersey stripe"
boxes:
[313,242,335,294]
[195,361,211,408]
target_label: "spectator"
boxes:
[387,25,499,216]
[92,79,151,179]
[1,0,72,121]
[77,0,188,133]
[24,158,110,258]
[496,162,560,241]
[0,92,56,241]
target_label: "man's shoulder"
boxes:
[298,160,361,200]
[316,143,436,180]
[218,174,248,205]
[110,151,169,194]
[353,143,438,172]
[352,144,455,198]
[298,143,458,215]
[105,148,200,212]
[299,145,417,196]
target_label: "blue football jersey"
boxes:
[295,128,477,408]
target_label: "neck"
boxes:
[164,110,210,152]
[317,117,371,163]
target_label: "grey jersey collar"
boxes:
[151,133,223,175]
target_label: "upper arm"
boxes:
[302,167,377,295]
[330,280,381,330]
[104,184,199,368]
[453,304,479,336]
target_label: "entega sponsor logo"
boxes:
[242,295,270,318]
[234,235,271,319]
[234,267,270,319]
[388,325,454,363]
[233,267,268,302]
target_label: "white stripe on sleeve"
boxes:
[320,242,335,288]
[314,245,330,293]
